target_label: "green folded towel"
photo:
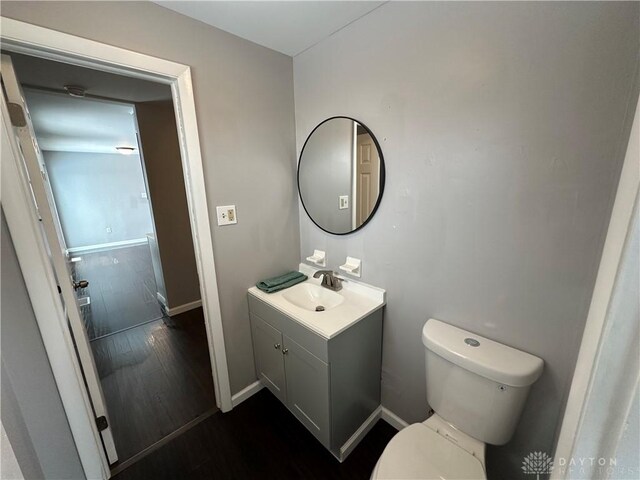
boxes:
[257,271,307,293]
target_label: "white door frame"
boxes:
[551,98,639,477]
[1,16,232,478]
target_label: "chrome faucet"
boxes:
[313,270,346,291]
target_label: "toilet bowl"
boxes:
[371,318,544,480]
[371,415,486,479]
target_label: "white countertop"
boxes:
[248,263,386,339]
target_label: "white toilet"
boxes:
[371,318,544,479]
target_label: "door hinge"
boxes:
[7,102,26,127]
[96,416,108,432]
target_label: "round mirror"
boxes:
[298,117,385,235]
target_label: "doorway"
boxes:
[21,85,165,340]
[2,50,218,470]
[1,19,233,478]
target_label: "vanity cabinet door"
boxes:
[251,314,287,403]
[283,335,330,447]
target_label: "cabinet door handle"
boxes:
[282,348,289,355]
[274,343,281,349]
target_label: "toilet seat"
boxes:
[371,423,486,480]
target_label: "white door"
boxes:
[0,54,119,465]
[356,132,380,226]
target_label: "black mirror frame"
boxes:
[297,116,386,236]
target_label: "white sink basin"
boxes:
[249,264,385,339]
[281,282,345,312]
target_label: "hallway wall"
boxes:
[43,151,153,250]
[136,100,200,309]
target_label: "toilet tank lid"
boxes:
[422,319,544,387]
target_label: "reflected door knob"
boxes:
[73,280,89,291]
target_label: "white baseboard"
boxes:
[156,292,168,308]
[166,299,202,316]
[66,237,148,254]
[339,406,382,462]
[381,407,409,431]
[231,380,264,408]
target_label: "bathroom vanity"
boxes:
[247,264,385,461]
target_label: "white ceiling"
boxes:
[25,90,139,155]
[154,1,385,56]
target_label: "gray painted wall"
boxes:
[293,2,639,478]
[43,151,153,248]
[299,118,353,233]
[1,211,85,479]
[136,100,200,308]
[2,0,300,394]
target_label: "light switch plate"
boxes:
[339,195,349,210]
[216,205,237,226]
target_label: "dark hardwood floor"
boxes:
[76,245,215,463]
[113,388,397,480]
[93,308,216,463]
[72,244,163,340]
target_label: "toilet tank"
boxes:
[422,319,543,445]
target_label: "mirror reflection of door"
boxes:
[298,116,384,235]
[355,131,380,228]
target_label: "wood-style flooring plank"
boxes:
[92,308,215,463]
[113,389,397,480]
[78,245,215,464]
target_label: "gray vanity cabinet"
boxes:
[283,335,330,447]
[251,314,287,403]
[248,293,383,460]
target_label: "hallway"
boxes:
[73,244,215,464]
[92,309,216,464]
[72,244,163,340]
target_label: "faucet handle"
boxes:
[312,269,333,279]
[333,273,348,283]
[331,273,348,291]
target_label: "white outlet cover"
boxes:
[216,205,238,226]
[339,195,349,210]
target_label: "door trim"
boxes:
[0,16,233,477]
[551,97,639,477]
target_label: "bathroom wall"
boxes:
[43,151,153,249]
[1,1,300,394]
[299,118,353,233]
[1,211,86,479]
[136,100,200,309]
[294,2,639,478]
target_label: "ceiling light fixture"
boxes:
[115,146,136,155]
[63,85,87,98]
